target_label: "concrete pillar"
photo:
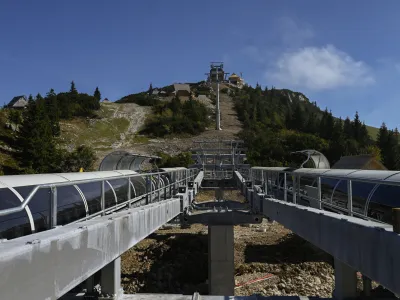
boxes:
[333,258,357,300]
[100,256,123,298]
[208,225,235,295]
[215,188,224,200]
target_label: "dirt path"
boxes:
[112,103,150,134]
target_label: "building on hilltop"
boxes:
[332,154,387,170]
[228,73,245,88]
[102,98,111,103]
[173,83,191,97]
[7,95,28,109]
[208,62,226,82]
[151,89,160,96]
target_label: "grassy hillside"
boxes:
[366,125,379,141]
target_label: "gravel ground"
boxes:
[120,190,393,298]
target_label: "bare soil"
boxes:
[120,190,390,298]
[120,191,332,297]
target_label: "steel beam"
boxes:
[0,198,182,300]
[258,197,400,295]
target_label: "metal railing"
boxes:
[203,170,234,179]
[0,169,198,230]
[249,168,400,224]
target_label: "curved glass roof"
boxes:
[99,151,160,171]
[292,168,400,182]
[0,171,139,188]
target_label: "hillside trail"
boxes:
[112,103,150,135]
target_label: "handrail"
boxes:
[0,169,198,218]
[250,167,400,224]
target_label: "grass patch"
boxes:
[59,116,130,148]
[128,134,150,144]
[366,125,379,141]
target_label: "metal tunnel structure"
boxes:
[0,150,189,241]
[98,151,160,171]
[251,167,400,224]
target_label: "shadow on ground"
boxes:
[244,233,333,265]
[121,232,209,295]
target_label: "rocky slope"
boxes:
[59,83,242,167]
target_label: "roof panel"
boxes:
[87,171,135,179]
[251,167,291,172]
[0,174,69,188]
[292,168,331,176]
[347,170,400,181]
[323,169,360,177]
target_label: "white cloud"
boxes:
[266,45,375,90]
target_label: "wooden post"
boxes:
[393,208,400,233]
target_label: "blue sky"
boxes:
[0,1,399,128]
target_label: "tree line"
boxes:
[4,81,100,174]
[232,84,398,169]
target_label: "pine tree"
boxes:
[377,122,389,150]
[46,88,60,136]
[94,87,101,102]
[343,117,353,138]
[359,122,370,147]
[305,112,318,134]
[15,93,59,173]
[384,130,399,170]
[332,117,343,140]
[324,110,335,140]
[288,103,305,131]
[352,111,362,141]
[70,81,78,95]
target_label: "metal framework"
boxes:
[4,145,400,299]
[205,62,230,130]
[250,166,400,224]
[292,149,331,169]
[190,140,250,179]
[237,173,400,297]
[0,168,195,240]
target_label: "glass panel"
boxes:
[78,182,102,215]
[108,179,128,203]
[131,177,146,196]
[299,176,315,196]
[118,156,134,170]
[332,180,375,214]
[351,182,375,215]
[16,186,51,233]
[56,186,86,225]
[104,181,116,209]
[331,180,348,209]
[320,178,339,203]
[368,185,400,223]
[0,188,32,239]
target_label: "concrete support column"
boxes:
[215,188,224,201]
[208,225,235,295]
[100,256,123,298]
[333,258,357,300]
